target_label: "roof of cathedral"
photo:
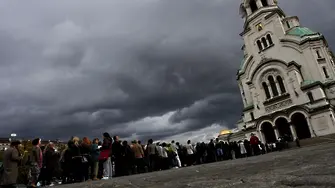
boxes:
[301,80,317,87]
[287,27,318,38]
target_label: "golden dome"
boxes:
[219,129,232,135]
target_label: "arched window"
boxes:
[262,82,271,99]
[257,40,263,51]
[276,76,286,94]
[322,66,329,78]
[307,92,314,102]
[261,0,268,6]
[262,37,268,48]
[268,76,279,97]
[250,0,258,12]
[267,34,273,45]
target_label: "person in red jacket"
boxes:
[249,133,260,156]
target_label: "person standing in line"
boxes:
[185,140,194,166]
[170,140,181,168]
[0,140,23,188]
[91,138,100,180]
[112,136,123,177]
[146,139,157,172]
[100,133,113,180]
[239,140,247,158]
[28,138,43,187]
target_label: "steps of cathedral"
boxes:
[288,133,335,148]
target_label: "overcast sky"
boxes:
[0,0,334,143]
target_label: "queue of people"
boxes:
[0,133,284,188]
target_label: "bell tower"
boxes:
[240,0,278,19]
[238,0,288,62]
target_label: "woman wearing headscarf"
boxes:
[99,133,113,180]
[0,140,23,188]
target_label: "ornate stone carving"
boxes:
[265,99,293,113]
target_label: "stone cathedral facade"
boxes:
[232,0,335,143]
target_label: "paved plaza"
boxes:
[61,143,335,188]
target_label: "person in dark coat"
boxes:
[0,141,22,188]
[80,137,92,181]
[121,141,134,175]
[91,138,100,180]
[60,142,73,184]
[112,136,123,177]
[28,138,43,187]
[43,142,59,185]
[69,137,82,182]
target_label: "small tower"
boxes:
[240,0,278,19]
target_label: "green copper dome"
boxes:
[301,80,317,86]
[287,27,318,38]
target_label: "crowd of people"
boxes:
[0,132,292,188]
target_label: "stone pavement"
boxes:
[61,143,335,188]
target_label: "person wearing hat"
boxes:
[0,140,23,187]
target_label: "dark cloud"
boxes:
[0,0,334,142]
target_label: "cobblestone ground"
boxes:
[60,143,335,188]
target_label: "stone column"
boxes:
[256,0,263,8]
[260,130,265,144]
[267,81,274,98]
[245,7,252,16]
[276,82,282,95]
[306,116,316,137]
[274,127,280,140]
[289,123,297,140]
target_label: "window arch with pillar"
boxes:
[249,0,258,12]
[261,37,268,48]
[268,76,279,97]
[258,69,288,100]
[262,82,271,99]
[261,0,268,7]
[276,76,286,94]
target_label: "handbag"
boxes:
[98,150,110,160]
[82,156,88,163]
[98,143,112,161]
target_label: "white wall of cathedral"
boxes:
[244,40,334,86]
[240,34,335,120]
[325,85,335,106]
[310,110,335,136]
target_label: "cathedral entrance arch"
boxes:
[261,122,276,143]
[291,112,311,139]
[275,117,292,140]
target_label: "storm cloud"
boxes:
[0,0,334,142]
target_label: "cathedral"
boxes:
[230,0,335,143]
